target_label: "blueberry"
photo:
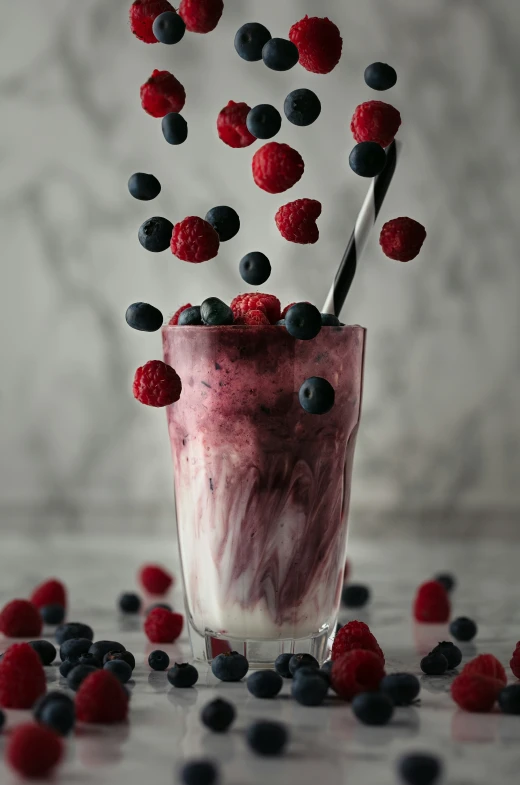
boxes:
[434,572,456,593]
[180,760,218,785]
[274,653,293,678]
[288,653,319,677]
[168,662,199,688]
[34,691,73,720]
[41,604,65,626]
[352,692,394,725]
[128,172,161,201]
[67,664,97,691]
[145,602,172,616]
[321,313,341,326]
[430,642,462,670]
[319,661,334,684]
[28,640,57,666]
[0,708,5,731]
[205,206,240,242]
[104,659,133,684]
[380,673,421,705]
[103,650,136,671]
[148,650,170,671]
[138,217,173,253]
[211,651,249,682]
[125,303,163,333]
[239,252,272,286]
[162,112,188,145]
[59,638,92,662]
[247,670,283,699]
[234,22,272,61]
[420,652,448,676]
[498,684,520,715]
[38,698,75,736]
[293,665,327,682]
[246,720,288,756]
[246,104,282,139]
[178,306,203,326]
[55,622,94,646]
[59,660,76,678]
[276,319,285,326]
[299,377,335,415]
[118,591,141,614]
[342,584,370,608]
[152,11,186,45]
[201,698,236,733]
[449,616,477,642]
[262,38,299,71]
[89,641,125,663]
[284,88,321,127]
[349,142,386,177]
[398,753,442,785]
[285,302,322,341]
[292,674,328,706]
[77,653,101,668]
[201,298,234,326]
[364,62,397,91]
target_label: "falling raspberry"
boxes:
[130,0,175,43]
[230,293,282,324]
[179,0,223,34]
[171,217,220,263]
[275,199,322,244]
[351,100,401,148]
[139,564,174,594]
[252,143,305,194]
[217,101,256,148]
[133,360,182,407]
[140,69,186,118]
[289,15,343,74]
[380,217,427,262]
[169,304,193,325]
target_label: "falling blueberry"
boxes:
[342,584,370,608]
[239,252,271,286]
[153,11,186,45]
[284,88,321,127]
[41,605,65,626]
[364,62,397,91]
[138,217,173,253]
[285,302,322,341]
[449,616,477,642]
[201,298,234,326]
[168,663,199,688]
[352,692,394,725]
[299,377,335,415]
[246,720,289,756]
[234,22,272,61]
[162,113,188,145]
[201,698,236,732]
[398,753,442,785]
[178,306,203,326]
[125,303,163,333]
[204,206,240,242]
[128,172,161,201]
[247,670,283,699]
[349,142,386,177]
[262,38,299,71]
[246,104,282,139]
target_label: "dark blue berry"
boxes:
[200,698,236,733]
[420,652,448,676]
[128,172,161,201]
[153,11,186,45]
[352,692,394,725]
[247,670,283,699]
[449,616,477,642]
[118,592,141,614]
[321,313,341,326]
[39,698,75,736]
[342,584,370,608]
[498,684,520,715]
[364,62,397,91]
[274,653,293,678]
[246,104,282,139]
[434,572,456,593]
[211,651,249,682]
[162,112,188,145]
[180,760,218,785]
[299,377,335,415]
[205,206,240,242]
[77,653,101,668]
[276,319,285,326]
[145,602,172,616]
[55,622,94,646]
[178,306,203,326]
[285,302,322,340]
[201,298,234,326]
[89,641,125,663]
[28,640,57,666]
[104,659,133,684]
[284,89,321,127]
[103,650,136,671]
[148,650,170,671]
[138,217,173,253]
[380,673,421,705]
[59,660,76,678]
[41,604,65,626]
[398,753,442,785]
[235,22,272,61]
[319,660,334,681]
[67,664,98,691]
[349,142,386,177]
[125,303,163,333]
[293,665,327,682]
[430,642,462,670]
[246,720,288,756]
[262,38,299,71]
[288,653,319,677]
[59,638,92,662]
[291,674,328,706]
[34,691,73,719]
[239,252,271,285]
[0,708,5,731]
[168,662,199,688]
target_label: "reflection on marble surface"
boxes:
[1,0,520,530]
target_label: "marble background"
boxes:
[1,0,519,534]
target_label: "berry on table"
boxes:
[284,88,321,127]
[433,572,456,593]
[275,653,293,678]
[235,23,272,62]
[28,640,57,666]
[352,692,394,725]
[75,670,129,724]
[55,622,94,645]
[201,697,236,732]
[462,653,507,685]
[204,206,240,242]
[148,650,170,671]
[118,592,142,614]
[0,707,4,730]
[252,142,304,194]
[331,649,386,700]
[145,602,173,615]
[231,292,281,324]
[217,101,256,148]
[168,663,199,688]
[0,643,46,708]
[201,297,234,326]
[104,659,133,684]
[140,70,186,118]
[430,641,462,670]
[153,10,186,44]
[247,105,282,140]
[78,653,101,668]
[262,38,299,71]
[398,753,442,785]
[289,16,343,74]
[67,664,98,692]
[351,100,401,148]
[247,670,283,699]
[413,580,450,623]
[133,360,182,407]
[6,723,63,779]
[299,377,335,415]
[380,673,420,705]
[170,304,192,325]
[288,653,320,677]
[171,217,220,262]
[128,172,161,200]
[60,637,92,662]
[451,672,502,712]
[498,684,520,715]
[36,693,75,736]
[126,303,163,333]
[211,651,249,682]
[138,216,174,252]
[104,650,136,671]
[342,584,370,608]
[275,198,322,244]
[321,313,341,326]
[318,661,334,684]
[130,1,175,44]
[235,310,270,326]
[41,604,65,626]
[364,62,397,91]
[239,252,271,286]
[380,217,427,262]
[140,564,174,594]
[144,607,184,642]
[420,653,448,676]
[178,306,203,325]
[162,112,188,144]
[510,642,520,679]
[450,616,477,642]
[59,660,77,678]
[332,620,385,663]
[349,141,386,177]
[0,599,42,637]
[180,760,219,785]
[179,0,223,34]
[31,579,67,610]
[291,674,328,706]
[285,302,322,341]
[246,720,289,756]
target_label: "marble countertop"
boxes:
[0,532,519,784]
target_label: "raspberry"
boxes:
[171,217,220,263]
[144,607,184,642]
[169,303,192,325]
[130,0,175,43]
[217,101,256,148]
[30,578,67,610]
[0,643,46,708]
[413,580,450,623]
[0,599,42,637]
[331,649,386,701]
[140,69,186,118]
[139,564,174,594]
[7,723,63,778]
[252,143,305,194]
[351,100,401,148]
[235,310,270,326]
[230,293,281,324]
[133,360,182,407]
[75,670,129,724]
[463,654,507,686]
[179,0,223,33]
[289,16,343,75]
[275,199,322,244]
[451,673,501,713]
[331,620,385,663]
[281,303,296,319]
[510,642,520,679]
[380,217,427,262]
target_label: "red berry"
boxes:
[331,620,385,663]
[7,723,63,778]
[252,142,305,194]
[230,293,281,325]
[171,217,220,263]
[235,310,270,326]
[280,303,297,319]
[413,580,450,623]
[133,360,182,407]
[451,673,501,713]
[217,101,256,149]
[130,0,175,43]
[169,303,193,325]
[30,578,67,610]
[144,607,184,643]
[0,599,42,638]
[140,69,186,118]
[0,643,46,709]
[351,100,401,148]
[289,15,343,74]
[463,654,507,686]
[275,198,322,244]
[510,642,520,679]
[75,670,129,724]
[139,564,174,595]
[380,217,427,262]
[331,649,386,701]
[179,0,223,34]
